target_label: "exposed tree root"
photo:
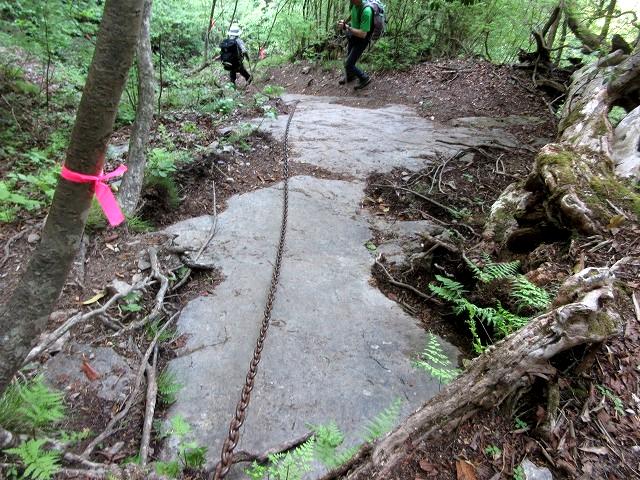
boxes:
[336,266,624,479]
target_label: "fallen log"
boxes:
[337,266,624,479]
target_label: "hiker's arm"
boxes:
[347,26,368,39]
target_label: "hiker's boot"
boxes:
[339,75,356,85]
[354,76,371,90]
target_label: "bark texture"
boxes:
[341,267,624,479]
[119,0,156,216]
[484,47,640,250]
[0,0,144,395]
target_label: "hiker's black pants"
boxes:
[345,37,369,81]
[229,62,250,84]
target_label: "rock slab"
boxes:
[163,176,458,475]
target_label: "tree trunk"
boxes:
[203,0,218,66]
[484,47,640,251]
[0,0,144,395]
[118,0,156,216]
[336,266,624,479]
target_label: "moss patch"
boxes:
[537,150,578,184]
[590,175,640,219]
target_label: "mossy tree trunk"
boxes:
[483,45,640,251]
[0,0,144,395]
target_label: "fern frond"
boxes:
[157,370,183,404]
[0,376,65,433]
[510,276,551,312]
[465,255,520,283]
[309,421,344,467]
[363,398,403,442]
[429,275,467,303]
[495,303,529,335]
[414,334,460,384]
[481,260,520,283]
[264,437,316,480]
[5,439,61,480]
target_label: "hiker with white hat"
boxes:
[219,24,252,86]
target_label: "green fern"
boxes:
[363,398,403,442]
[157,369,183,404]
[156,414,191,440]
[178,441,207,469]
[414,333,460,384]
[428,275,467,303]
[0,376,65,432]
[309,421,344,467]
[5,439,61,480]
[246,437,316,480]
[510,276,551,312]
[465,255,520,283]
[154,460,181,478]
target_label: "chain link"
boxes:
[213,101,298,480]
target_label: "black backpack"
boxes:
[220,38,240,69]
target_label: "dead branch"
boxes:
[81,313,177,459]
[193,179,219,262]
[374,257,441,305]
[139,345,158,466]
[23,276,154,364]
[1,228,27,269]
[148,247,169,320]
[372,183,461,218]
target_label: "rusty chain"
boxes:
[213,101,299,480]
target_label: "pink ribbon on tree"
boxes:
[60,164,128,227]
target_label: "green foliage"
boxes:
[414,333,460,384]
[178,441,207,469]
[157,369,183,404]
[246,437,316,480]
[223,123,256,152]
[0,376,64,433]
[126,215,154,233]
[309,421,344,467]
[510,276,551,312]
[608,106,628,127]
[514,417,529,430]
[158,414,191,440]
[155,460,181,478]
[5,439,61,480]
[597,385,625,415]
[430,256,550,353]
[484,444,502,459]
[246,400,402,479]
[465,255,520,283]
[153,415,207,476]
[58,428,91,447]
[363,397,403,442]
[261,85,285,98]
[120,291,144,313]
[146,318,177,343]
[513,464,525,480]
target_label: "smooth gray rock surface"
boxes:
[163,176,458,475]
[255,94,524,177]
[160,94,535,476]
